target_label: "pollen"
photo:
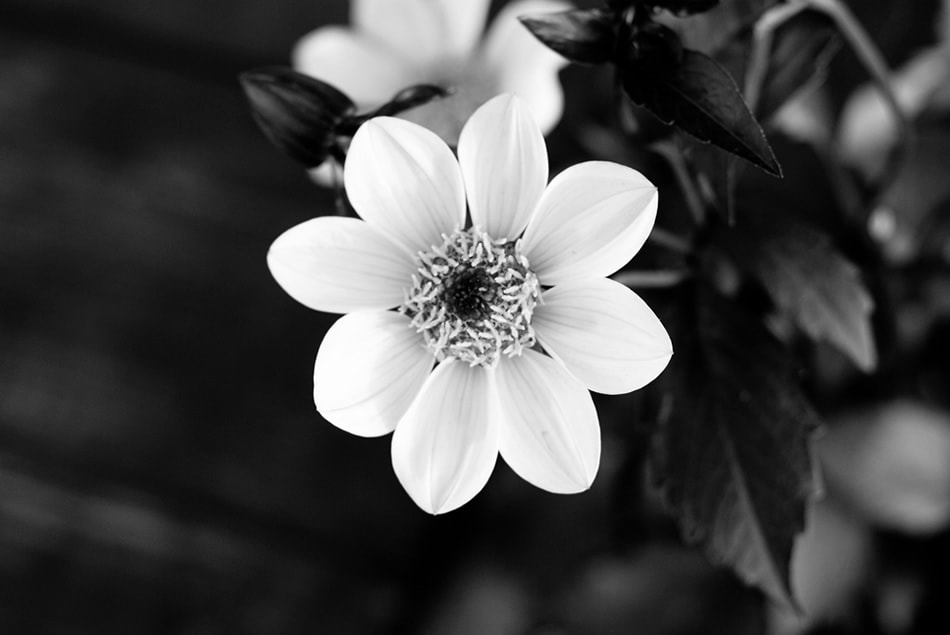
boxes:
[400,226,541,368]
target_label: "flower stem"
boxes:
[804,0,912,205]
[744,1,810,113]
[648,228,691,254]
[651,140,707,226]
[613,269,690,288]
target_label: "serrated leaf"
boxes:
[651,284,821,607]
[718,212,877,371]
[621,48,782,176]
[519,9,616,65]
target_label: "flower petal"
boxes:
[533,278,672,394]
[479,0,570,135]
[353,0,490,64]
[496,349,600,494]
[522,161,658,285]
[267,216,415,313]
[292,26,416,107]
[314,311,434,437]
[457,94,548,240]
[344,117,466,254]
[392,360,499,514]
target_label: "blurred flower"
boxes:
[293,0,569,145]
[268,94,671,514]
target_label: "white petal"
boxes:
[522,161,658,285]
[353,0,489,64]
[292,26,416,107]
[392,360,499,514]
[480,0,570,135]
[533,278,672,394]
[496,349,600,494]
[457,94,548,240]
[314,311,434,437]
[344,117,466,254]
[267,216,415,313]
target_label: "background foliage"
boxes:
[3,0,950,633]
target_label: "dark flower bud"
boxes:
[240,67,356,168]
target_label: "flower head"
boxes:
[293,0,569,144]
[268,94,672,514]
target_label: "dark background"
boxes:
[2,1,949,633]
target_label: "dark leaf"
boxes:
[519,9,616,65]
[240,67,355,168]
[621,48,782,176]
[651,283,821,607]
[755,11,839,121]
[718,211,877,371]
[713,9,841,122]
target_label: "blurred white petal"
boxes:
[522,161,658,285]
[820,399,950,534]
[344,117,466,254]
[534,278,672,394]
[292,26,416,107]
[392,360,499,514]
[314,311,433,437]
[837,46,950,179]
[496,349,600,494]
[353,0,490,65]
[267,216,415,313]
[457,94,547,240]
[480,0,570,135]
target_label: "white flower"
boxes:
[293,0,569,144]
[268,94,672,514]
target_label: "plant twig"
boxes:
[612,269,690,288]
[651,140,708,226]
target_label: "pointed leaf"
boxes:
[621,48,782,176]
[651,284,821,607]
[519,9,616,65]
[718,212,877,372]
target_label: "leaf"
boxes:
[621,48,782,176]
[718,211,877,372]
[651,284,821,607]
[239,67,355,168]
[714,9,839,122]
[754,10,839,121]
[519,9,616,65]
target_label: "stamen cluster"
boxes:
[401,227,541,367]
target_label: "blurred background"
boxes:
[3,0,950,633]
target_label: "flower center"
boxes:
[401,227,541,368]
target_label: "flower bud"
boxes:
[240,67,356,168]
